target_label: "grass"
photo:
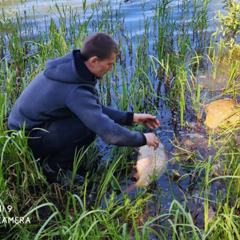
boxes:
[0,0,240,239]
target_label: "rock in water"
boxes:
[124,141,167,193]
[204,98,240,129]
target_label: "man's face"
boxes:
[91,52,117,79]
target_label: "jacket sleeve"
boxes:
[66,86,146,147]
[101,105,133,126]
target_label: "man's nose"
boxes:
[108,64,113,71]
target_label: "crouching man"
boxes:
[8,32,160,185]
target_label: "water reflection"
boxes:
[0,0,227,46]
[0,0,226,25]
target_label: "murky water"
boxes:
[1,0,231,235]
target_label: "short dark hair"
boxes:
[81,32,119,60]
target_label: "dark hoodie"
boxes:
[8,50,146,147]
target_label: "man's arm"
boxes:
[101,105,133,125]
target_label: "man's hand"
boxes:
[133,113,160,130]
[143,133,159,149]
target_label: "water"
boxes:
[0,0,233,235]
[0,0,226,31]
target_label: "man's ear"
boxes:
[89,56,99,66]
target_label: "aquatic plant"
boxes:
[218,0,240,47]
[0,0,240,239]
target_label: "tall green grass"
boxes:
[0,0,240,239]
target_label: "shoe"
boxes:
[59,168,85,186]
[43,163,84,187]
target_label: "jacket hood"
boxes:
[43,50,97,85]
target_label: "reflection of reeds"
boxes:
[0,0,240,239]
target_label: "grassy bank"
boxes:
[0,0,240,239]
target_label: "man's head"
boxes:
[82,32,119,79]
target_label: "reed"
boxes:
[0,0,240,239]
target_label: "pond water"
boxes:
[1,0,233,233]
[0,0,226,32]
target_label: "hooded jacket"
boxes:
[8,50,146,147]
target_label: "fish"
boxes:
[124,140,167,193]
[204,98,240,129]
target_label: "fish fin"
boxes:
[131,172,140,181]
[134,148,142,155]
[123,183,137,194]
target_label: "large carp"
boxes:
[125,140,167,193]
[204,98,240,129]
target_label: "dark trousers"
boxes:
[28,117,96,171]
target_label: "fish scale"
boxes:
[124,140,167,193]
[136,142,167,187]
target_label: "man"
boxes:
[8,32,160,185]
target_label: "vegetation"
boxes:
[0,0,240,239]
